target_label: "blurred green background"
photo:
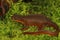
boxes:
[0,0,60,40]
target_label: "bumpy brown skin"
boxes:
[0,0,10,20]
[11,14,59,36]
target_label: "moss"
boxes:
[0,0,60,40]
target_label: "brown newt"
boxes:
[11,14,59,36]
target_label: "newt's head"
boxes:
[11,14,25,24]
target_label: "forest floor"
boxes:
[0,0,60,40]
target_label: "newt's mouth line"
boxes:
[13,20,24,24]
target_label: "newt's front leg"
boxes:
[21,26,29,31]
[21,23,29,31]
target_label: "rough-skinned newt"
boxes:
[11,14,59,36]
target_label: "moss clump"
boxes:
[0,0,60,40]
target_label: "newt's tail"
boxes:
[23,30,58,36]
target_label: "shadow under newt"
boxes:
[11,14,60,36]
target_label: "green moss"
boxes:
[0,0,60,40]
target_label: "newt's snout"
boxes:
[11,14,23,20]
[11,14,25,24]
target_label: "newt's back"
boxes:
[11,14,52,24]
[23,14,51,23]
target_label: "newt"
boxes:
[11,14,59,36]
